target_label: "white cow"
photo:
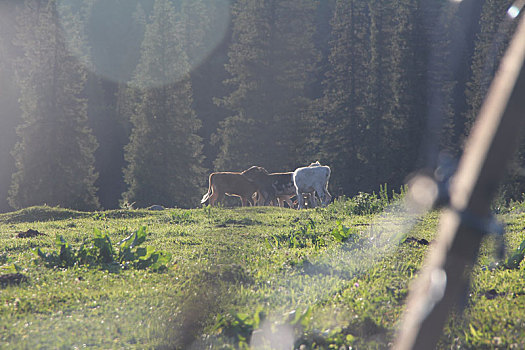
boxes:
[293,162,332,209]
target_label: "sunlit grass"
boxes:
[1,201,524,348]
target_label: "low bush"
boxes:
[505,238,525,269]
[330,220,357,243]
[33,226,171,272]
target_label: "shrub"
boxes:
[505,238,525,269]
[266,219,325,249]
[33,226,171,272]
[351,192,384,215]
[326,184,406,216]
[331,221,357,243]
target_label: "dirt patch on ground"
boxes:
[16,228,46,238]
[481,288,525,300]
[403,237,430,246]
[216,218,262,227]
[0,273,28,288]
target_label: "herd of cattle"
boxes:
[201,162,332,209]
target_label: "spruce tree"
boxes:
[9,0,99,210]
[414,0,485,164]
[0,0,22,212]
[179,0,232,171]
[122,0,204,208]
[420,1,461,162]
[465,0,522,200]
[320,0,424,194]
[370,0,422,187]
[213,0,320,172]
[465,0,516,132]
[82,0,150,209]
[318,0,370,194]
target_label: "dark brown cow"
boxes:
[241,166,296,207]
[201,172,258,207]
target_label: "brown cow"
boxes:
[201,172,259,207]
[241,166,296,207]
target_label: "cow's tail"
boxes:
[201,174,213,204]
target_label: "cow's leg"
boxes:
[314,186,331,207]
[262,190,272,206]
[209,186,219,206]
[281,195,294,208]
[322,188,332,206]
[251,191,260,206]
[241,195,252,207]
[304,192,316,208]
[315,191,325,207]
[248,193,256,206]
[270,196,280,206]
[296,189,305,209]
[252,192,260,206]
[214,192,225,206]
[256,190,269,206]
[317,183,332,206]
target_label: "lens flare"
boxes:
[243,197,425,347]
[57,0,230,87]
[508,0,525,19]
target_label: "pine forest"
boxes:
[0,0,522,211]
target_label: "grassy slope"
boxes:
[0,202,524,349]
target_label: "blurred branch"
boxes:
[394,11,525,350]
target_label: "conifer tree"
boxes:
[9,0,99,210]
[369,0,422,187]
[0,1,21,212]
[423,1,462,159]
[320,0,424,194]
[179,0,231,171]
[318,0,370,194]
[465,0,522,200]
[213,0,320,172]
[82,0,149,209]
[122,0,204,208]
[465,0,516,132]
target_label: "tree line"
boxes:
[0,0,521,212]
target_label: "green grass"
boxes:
[0,199,524,349]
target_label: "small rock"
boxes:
[147,205,165,211]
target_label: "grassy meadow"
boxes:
[1,194,524,349]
